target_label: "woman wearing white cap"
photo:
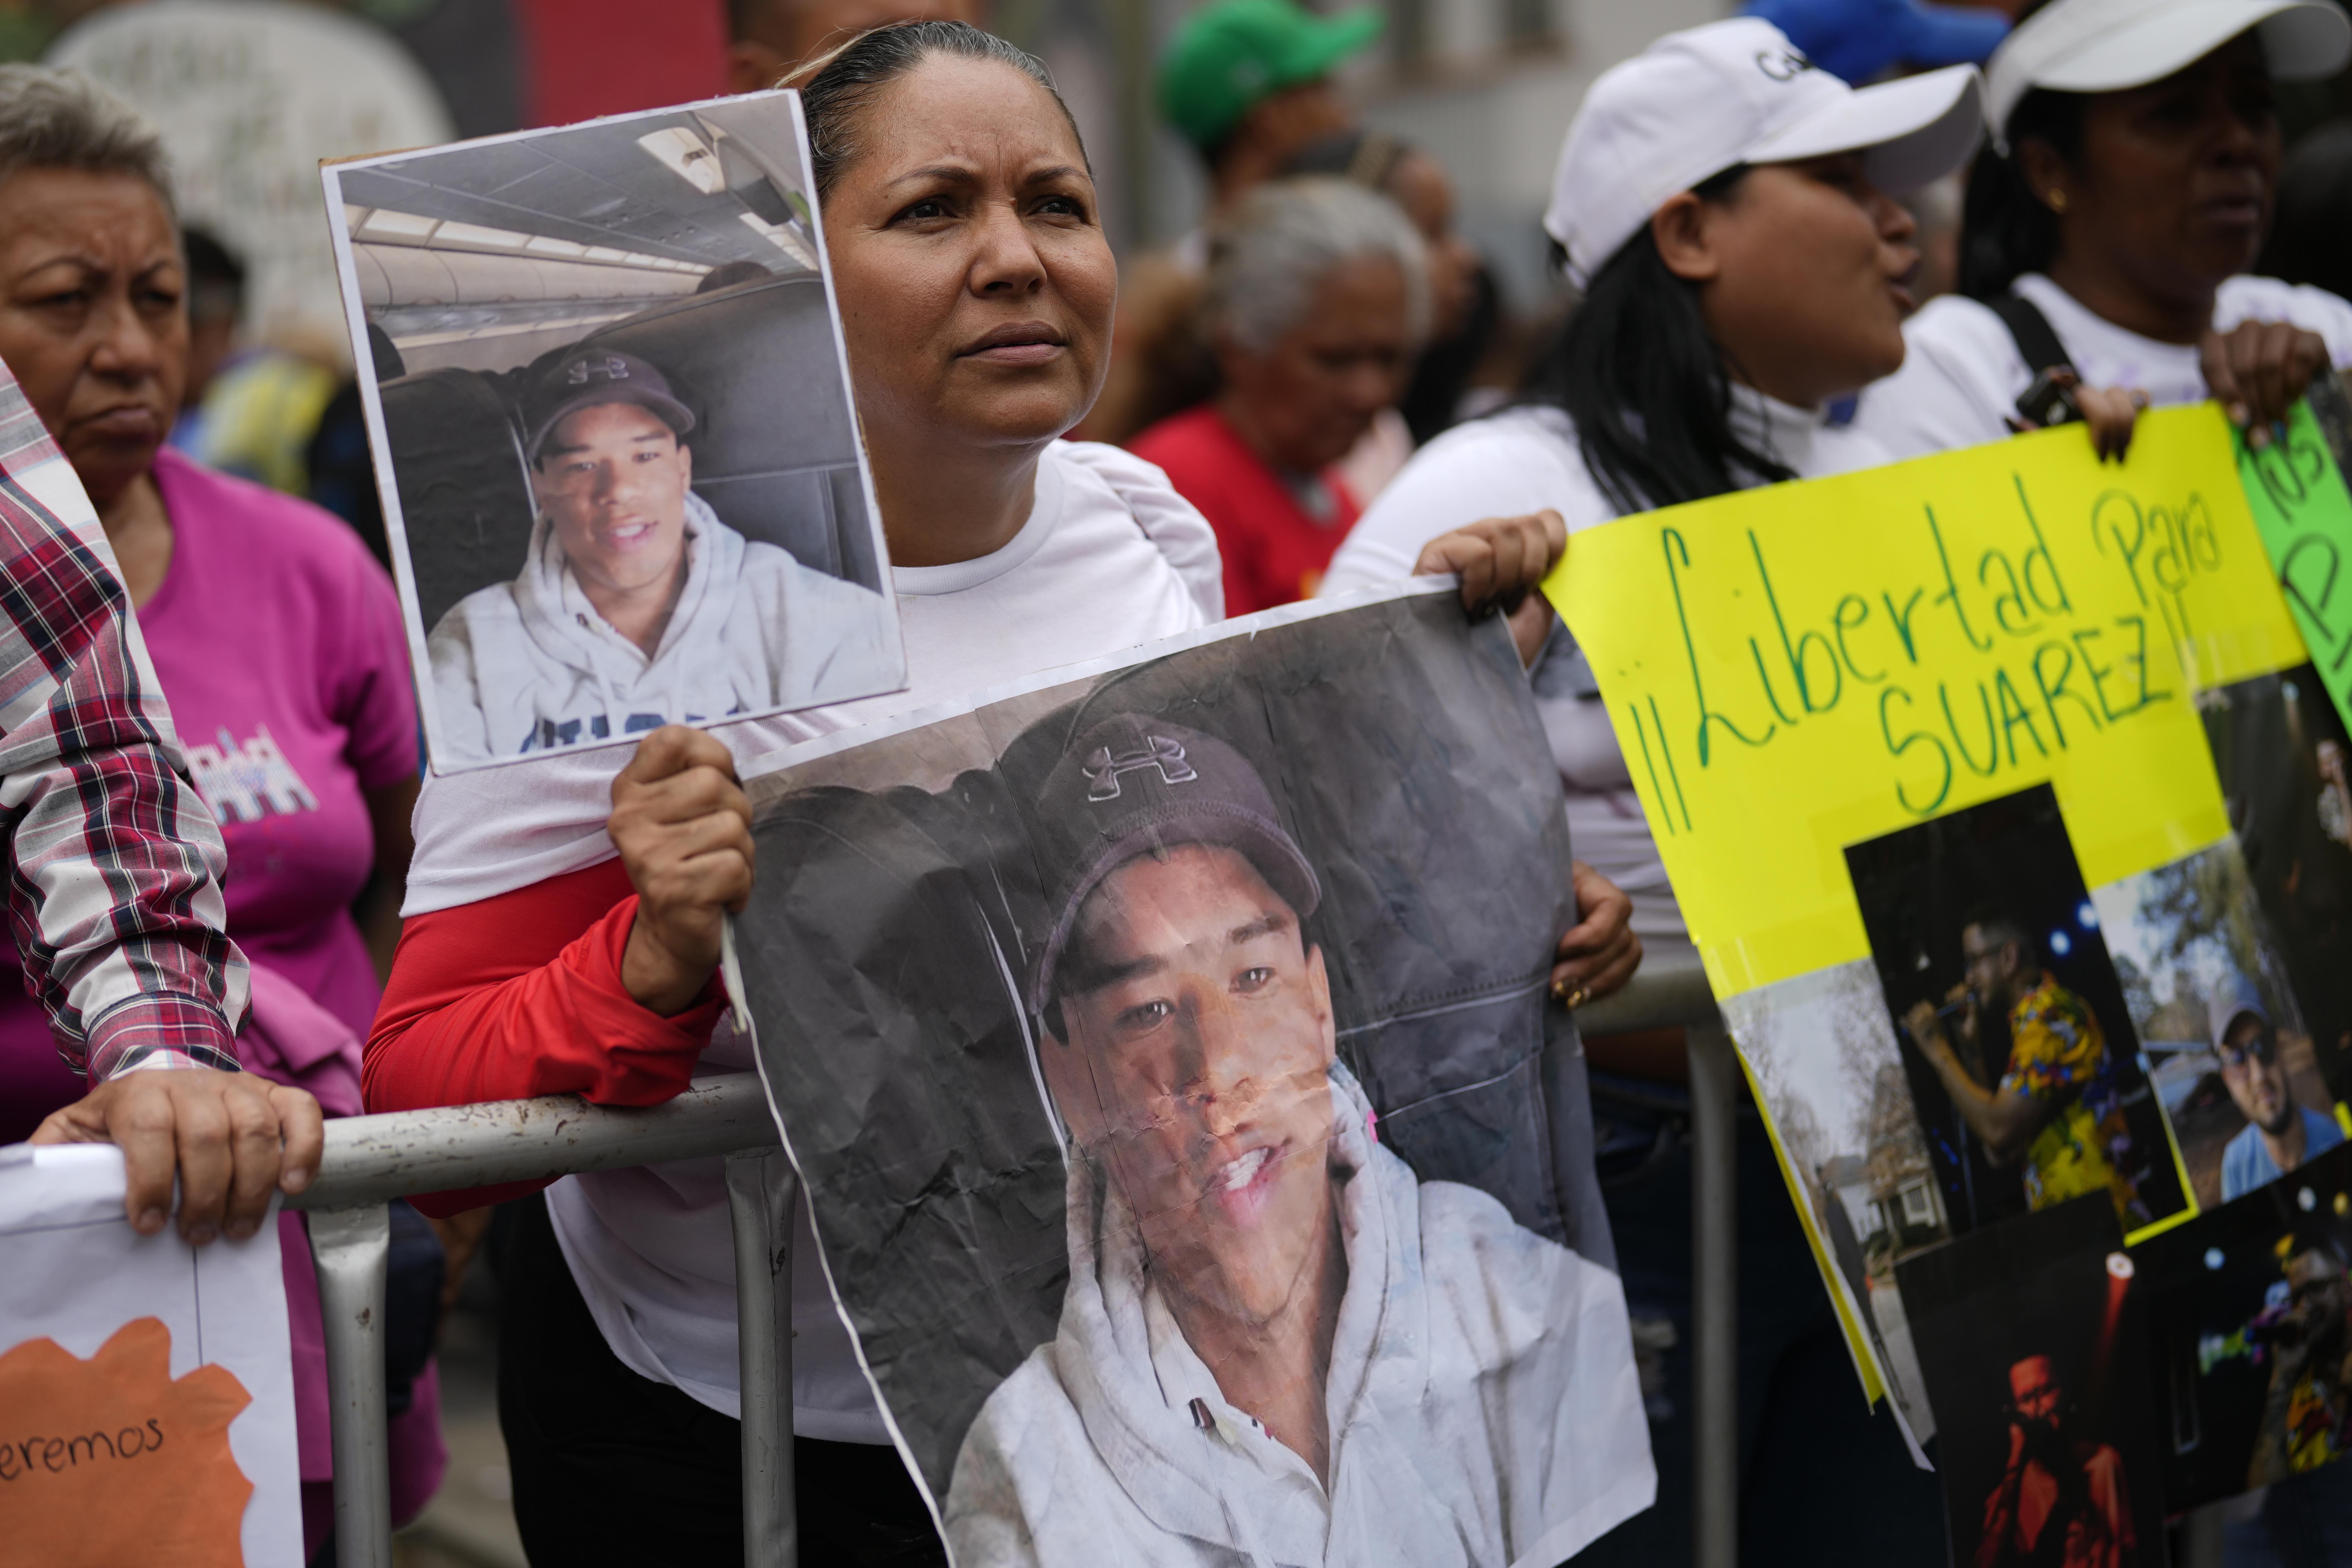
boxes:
[1327,15,1980,982]
[1323,16,1983,1562]
[1854,0,2352,460]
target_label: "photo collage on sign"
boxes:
[1543,366,2352,1553]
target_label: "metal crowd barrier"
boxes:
[286,958,1738,1568]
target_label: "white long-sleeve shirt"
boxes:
[1851,271,2352,460]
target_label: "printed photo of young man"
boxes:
[942,714,1649,1568]
[426,347,889,758]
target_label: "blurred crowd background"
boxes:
[6,0,2346,576]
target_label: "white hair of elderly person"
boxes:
[1131,176,1430,613]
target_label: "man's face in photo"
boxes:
[1961,923,2027,1015]
[2283,1246,2352,1351]
[2009,1354,2061,1433]
[533,401,695,597]
[2220,1014,2293,1135]
[1044,842,1339,1328]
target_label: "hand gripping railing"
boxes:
[287,959,1741,1568]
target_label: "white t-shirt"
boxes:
[1322,389,1893,950]
[402,439,1222,1441]
[1852,272,2352,460]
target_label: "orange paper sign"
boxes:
[0,1317,253,1566]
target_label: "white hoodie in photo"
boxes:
[426,493,893,762]
[943,1063,1655,1568]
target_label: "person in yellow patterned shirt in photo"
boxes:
[1902,907,2145,1226]
[2248,1224,2352,1490]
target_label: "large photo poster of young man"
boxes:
[727,585,1653,1566]
[321,90,904,773]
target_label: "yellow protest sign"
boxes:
[1542,407,2304,999]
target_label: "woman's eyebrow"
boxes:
[883,163,979,191]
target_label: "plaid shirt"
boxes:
[0,363,245,1080]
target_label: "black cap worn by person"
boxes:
[523,348,697,461]
[1029,714,1321,1014]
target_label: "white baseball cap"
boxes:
[1542,18,1985,289]
[1986,0,2352,148]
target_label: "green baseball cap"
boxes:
[1157,0,1383,150]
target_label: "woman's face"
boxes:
[0,168,185,506]
[1684,153,1919,409]
[1218,254,1413,474]
[2036,36,2281,308]
[822,55,1114,460]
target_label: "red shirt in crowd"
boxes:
[1128,404,1359,617]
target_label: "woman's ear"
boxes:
[2014,137,2075,225]
[1651,191,1723,283]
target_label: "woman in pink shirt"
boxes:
[0,66,440,1560]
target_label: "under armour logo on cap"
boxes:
[566,354,634,386]
[1083,734,1198,801]
[1026,713,1324,1013]
[1754,47,1813,81]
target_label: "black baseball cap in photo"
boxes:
[1028,714,1321,1014]
[523,348,697,461]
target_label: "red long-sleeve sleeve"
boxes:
[363,857,727,1214]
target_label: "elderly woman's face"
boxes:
[822,56,1113,458]
[1219,254,1412,475]
[0,169,185,505]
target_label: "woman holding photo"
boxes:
[363,22,1635,1563]
[1321,17,1984,1562]
[1853,0,2352,461]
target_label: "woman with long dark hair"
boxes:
[1854,0,2352,459]
[1324,17,1984,1563]
[1329,17,1978,970]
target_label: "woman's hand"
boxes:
[32,1069,322,1244]
[2008,372,2145,462]
[611,726,753,1017]
[2202,320,2331,448]
[1550,860,1642,1010]
[1412,510,1567,666]
[2073,383,2146,463]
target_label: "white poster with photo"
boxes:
[0,1143,302,1566]
[321,90,905,774]
[729,586,1654,1566]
